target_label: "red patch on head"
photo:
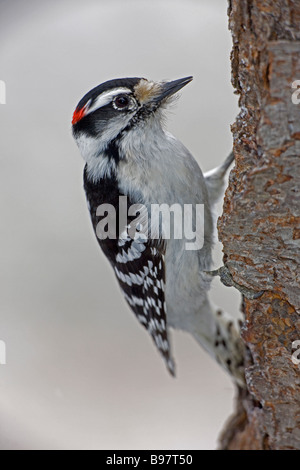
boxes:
[72,106,86,125]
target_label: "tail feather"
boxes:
[189,295,245,387]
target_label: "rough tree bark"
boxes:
[218,0,300,450]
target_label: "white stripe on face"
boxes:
[86,87,132,116]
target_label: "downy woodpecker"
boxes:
[72,77,244,385]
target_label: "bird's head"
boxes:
[72,77,192,166]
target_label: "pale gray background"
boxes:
[0,0,240,449]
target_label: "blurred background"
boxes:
[0,0,240,449]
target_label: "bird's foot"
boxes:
[205,265,264,300]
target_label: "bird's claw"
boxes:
[205,265,264,300]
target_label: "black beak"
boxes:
[155,76,193,102]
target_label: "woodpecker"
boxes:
[72,77,245,385]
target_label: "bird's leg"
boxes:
[206,265,264,300]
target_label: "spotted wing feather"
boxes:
[84,170,175,375]
[113,233,175,375]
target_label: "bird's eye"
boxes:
[113,94,130,110]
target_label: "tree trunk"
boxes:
[218,0,300,450]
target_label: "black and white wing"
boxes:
[110,233,175,375]
[84,172,175,375]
